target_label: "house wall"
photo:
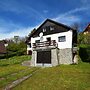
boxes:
[31,50,37,66]
[30,30,72,49]
[29,30,73,66]
[51,48,59,66]
[27,45,32,55]
[31,48,59,67]
[31,48,73,67]
[58,48,73,64]
[0,42,6,54]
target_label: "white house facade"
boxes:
[26,19,77,67]
[29,30,72,50]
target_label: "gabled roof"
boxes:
[30,19,75,37]
[37,19,74,31]
[83,24,90,33]
[26,19,76,43]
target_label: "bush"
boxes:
[6,41,27,58]
[78,33,90,44]
[0,54,6,59]
[79,44,90,62]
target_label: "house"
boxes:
[83,24,90,34]
[26,19,77,67]
[0,41,7,55]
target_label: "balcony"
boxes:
[32,40,57,50]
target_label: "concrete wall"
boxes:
[51,48,59,66]
[58,48,73,64]
[30,48,73,67]
[30,51,37,66]
[31,48,59,67]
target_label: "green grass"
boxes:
[0,55,36,89]
[0,67,38,88]
[0,55,31,66]
[0,64,28,78]
[13,62,90,90]
[0,55,90,90]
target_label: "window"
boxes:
[27,43,31,48]
[50,26,54,30]
[58,36,66,42]
[47,37,51,41]
[43,28,46,32]
[29,43,31,48]
[35,40,40,43]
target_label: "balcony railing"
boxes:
[33,40,57,48]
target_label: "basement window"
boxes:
[58,36,66,42]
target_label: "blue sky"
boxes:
[0,0,90,40]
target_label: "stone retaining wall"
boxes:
[51,48,59,66]
[31,48,73,67]
[58,48,73,64]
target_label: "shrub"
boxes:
[6,41,27,58]
[0,54,6,59]
[78,33,90,45]
[79,44,90,62]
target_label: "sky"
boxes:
[0,0,90,40]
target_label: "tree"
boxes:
[71,22,80,33]
[28,28,36,36]
[13,36,20,43]
[78,33,90,45]
[6,40,27,57]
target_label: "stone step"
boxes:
[22,61,31,66]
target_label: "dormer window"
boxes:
[43,28,46,32]
[50,26,54,30]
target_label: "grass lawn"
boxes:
[0,55,31,66]
[0,55,38,89]
[13,62,90,90]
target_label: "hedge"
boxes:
[79,44,90,62]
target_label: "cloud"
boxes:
[0,0,45,19]
[0,19,21,33]
[0,26,38,40]
[53,7,90,25]
[80,0,90,5]
[43,10,48,13]
[0,18,39,40]
[57,7,89,18]
[0,0,45,40]
[54,15,81,25]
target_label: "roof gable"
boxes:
[83,24,90,33]
[30,19,74,37]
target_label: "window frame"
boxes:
[43,28,46,32]
[35,40,40,43]
[50,26,54,31]
[58,36,66,42]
